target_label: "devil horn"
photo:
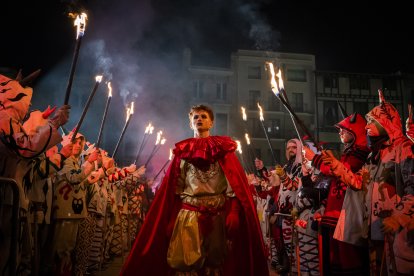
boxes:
[350,112,357,124]
[42,105,57,119]
[378,89,386,105]
[19,69,41,87]
[15,69,23,81]
[337,100,348,119]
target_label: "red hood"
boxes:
[335,113,368,150]
[366,101,403,143]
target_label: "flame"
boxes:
[155,131,162,145]
[130,102,134,114]
[241,106,247,121]
[257,103,264,121]
[276,69,284,90]
[169,148,173,160]
[107,82,112,97]
[245,133,251,145]
[74,13,87,39]
[145,122,152,134]
[266,62,279,95]
[149,125,154,134]
[126,107,130,122]
[95,75,103,83]
[236,140,242,154]
[161,138,166,145]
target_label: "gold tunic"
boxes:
[167,160,234,273]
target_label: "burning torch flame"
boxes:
[155,131,162,145]
[266,62,279,95]
[161,138,166,145]
[169,148,173,160]
[145,123,153,134]
[257,103,264,121]
[107,82,112,97]
[236,140,242,154]
[126,107,130,122]
[276,69,284,90]
[241,106,247,121]
[95,75,103,83]
[245,133,251,145]
[130,102,134,115]
[74,13,87,39]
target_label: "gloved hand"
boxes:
[320,150,341,170]
[274,165,287,179]
[302,145,316,162]
[226,198,241,240]
[88,168,105,183]
[60,143,73,158]
[125,164,137,174]
[382,215,401,233]
[290,207,298,219]
[132,165,146,178]
[49,105,70,128]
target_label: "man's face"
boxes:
[191,110,213,132]
[338,128,354,144]
[365,117,381,137]
[72,138,84,157]
[286,141,297,159]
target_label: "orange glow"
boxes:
[257,103,264,121]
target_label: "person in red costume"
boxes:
[121,104,269,275]
[303,109,370,275]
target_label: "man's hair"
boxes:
[188,104,214,121]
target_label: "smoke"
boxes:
[31,0,281,169]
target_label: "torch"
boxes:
[257,102,277,164]
[71,75,102,142]
[96,82,113,148]
[144,131,165,167]
[241,106,257,172]
[153,148,173,181]
[64,13,87,105]
[235,140,248,172]
[112,101,134,158]
[134,122,154,165]
[267,62,321,151]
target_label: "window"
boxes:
[268,119,281,138]
[323,101,338,127]
[353,102,368,115]
[248,66,261,79]
[216,83,227,100]
[292,93,304,112]
[383,78,397,91]
[248,118,263,138]
[215,113,228,135]
[324,75,338,88]
[287,69,307,82]
[268,92,280,111]
[193,80,204,98]
[350,78,359,90]
[248,90,261,109]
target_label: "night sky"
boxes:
[2,0,413,74]
[1,0,412,167]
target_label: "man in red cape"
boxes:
[121,105,268,275]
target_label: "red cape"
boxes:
[121,136,268,275]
